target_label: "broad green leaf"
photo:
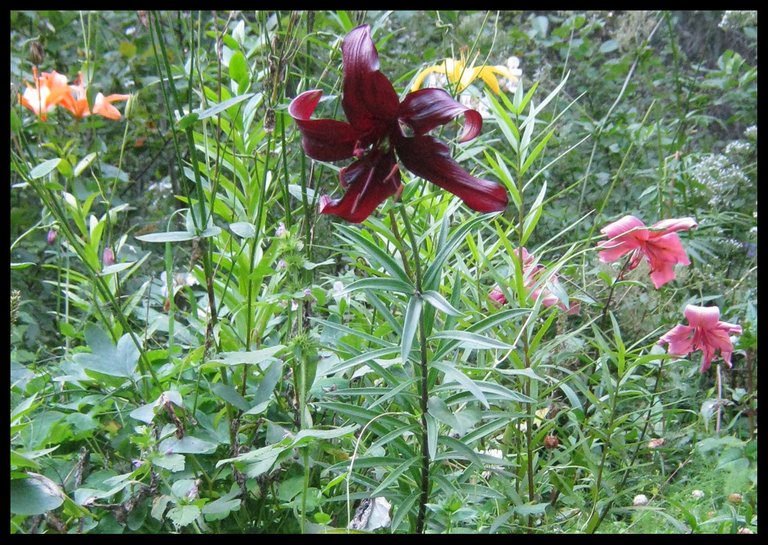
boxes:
[152,454,186,472]
[230,221,256,238]
[30,158,61,179]
[10,474,65,515]
[74,153,98,176]
[229,51,249,87]
[211,383,250,412]
[158,436,218,455]
[167,504,201,528]
[208,345,285,366]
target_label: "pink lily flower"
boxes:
[489,247,579,314]
[658,304,742,373]
[596,215,697,289]
[288,25,508,223]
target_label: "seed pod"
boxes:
[264,107,276,134]
[543,434,559,449]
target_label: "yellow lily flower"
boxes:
[411,51,522,95]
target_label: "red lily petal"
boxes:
[398,88,482,142]
[395,134,507,213]
[318,149,401,223]
[341,25,399,139]
[289,90,360,162]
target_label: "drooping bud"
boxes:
[264,107,276,134]
[47,229,58,245]
[29,41,45,66]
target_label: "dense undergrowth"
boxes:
[10,10,756,534]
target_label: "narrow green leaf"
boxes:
[401,296,423,364]
[196,92,254,119]
[344,277,413,295]
[421,290,464,317]
[432,361,489,408]
[521,180,546,245]
[336,225,410,284]
[135,231,196,243]
[426,413,438,461]
[431,330,513,350]
[369,457,419,497]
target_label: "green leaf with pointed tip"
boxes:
[401,295,422,364]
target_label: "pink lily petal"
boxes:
[398,88,482,142]
[684,305,721,329]
[288,90,360,161]
[648,260,679,289]
[659,304,742,373]
[341,25,399,139]
[395,134,508,213]
[658,324,695,356]
[651,217,698,233]
[600,215,648,240]
[318,149,401,223]
[489,286,507,306]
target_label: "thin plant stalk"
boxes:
[398,204,430,534]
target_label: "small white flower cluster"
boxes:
[719,10,757,31]
[744,125,757,141]
[688,153,750,207]
[724,139,753,157]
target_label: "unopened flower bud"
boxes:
[648,438,665,449]
[727,493,743,504]
[543,435,559,449]
[29,41,45,66]
[47,229,57,245]
[102,247,116,266]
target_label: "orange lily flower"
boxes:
[18,67,72,121]
[60,73,130,120]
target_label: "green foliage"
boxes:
[10,10,756,535]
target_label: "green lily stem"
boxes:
[397,204,430,534]
[590,360,666,532]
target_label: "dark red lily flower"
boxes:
[289,25,508,223]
